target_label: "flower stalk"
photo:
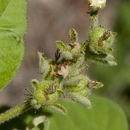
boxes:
[0,102,30,124]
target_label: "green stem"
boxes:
[0,102,31,124]
[90,14,99,28]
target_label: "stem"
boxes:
[90,14,99,29]
[0,102,31,124]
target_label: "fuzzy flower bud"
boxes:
[88,0,106,11]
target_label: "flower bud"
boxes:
[88,0,106,11]
[64,75,90,92]
[31,80,58,109]
[88,26,116,55]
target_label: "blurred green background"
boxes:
[0,0,130,129]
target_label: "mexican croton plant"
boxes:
[0,0,128,130]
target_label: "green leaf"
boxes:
[49,96,128,130]
[0,0,10,16]
[0,0,27,36]
[0,0,26,89]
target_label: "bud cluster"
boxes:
[29,0,116,117]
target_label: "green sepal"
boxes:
[56,41,73,60]
[69,92,92,109]
[38,52,51,78]
[78,88,90,96]
[57,89,64,96]
[49,103,67,115]
[56,41,71,52]
[68,56,86,77]
[71,45,81,58]
[62,51,73,60]
[63,75,90,92]
[63,75,81,87]
[87,52,117,66]
[31,79,40,91]
[104,54,117,66]
[69,28,78,42]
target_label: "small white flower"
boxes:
[89,0,106,9]
[58,65,69,78]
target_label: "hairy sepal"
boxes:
[69,92,92,109]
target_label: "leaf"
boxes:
[0,0,26,89]
[0,0,27,36]
[49,96,128,130]
[0,97,128,130]
[0,0,10,16]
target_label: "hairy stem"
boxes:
[0,102,31,124]
[90,14,99,28]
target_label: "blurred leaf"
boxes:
[0,0,26,89]
[49,96,128,130]
[0,97,128,130]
